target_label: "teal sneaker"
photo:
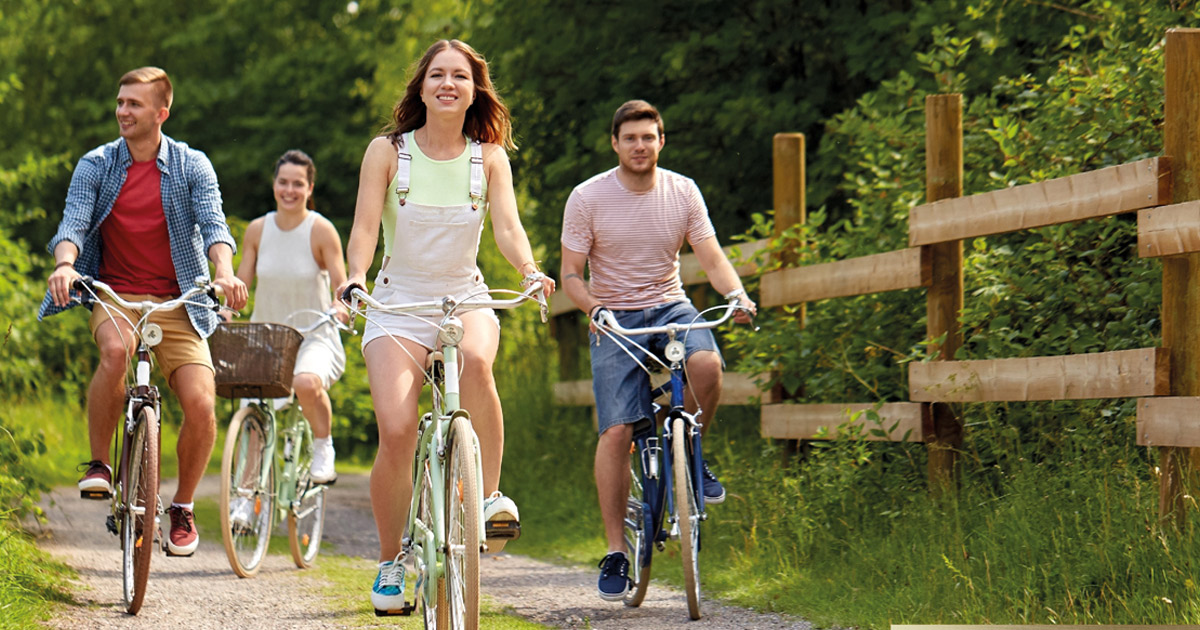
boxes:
[371,554,406,613]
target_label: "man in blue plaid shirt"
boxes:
[41,67,248,558]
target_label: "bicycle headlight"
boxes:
[141,323,164,347]
[438,317,465,346]
[665,340,686,363]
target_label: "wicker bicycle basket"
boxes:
[210,322,303,399]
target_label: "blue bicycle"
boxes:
[593,298,749,620]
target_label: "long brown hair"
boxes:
[380,40,516,151]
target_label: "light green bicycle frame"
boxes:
[235,399,323,525]
[404,342,487,610]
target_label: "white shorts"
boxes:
[360,276,499,352]
[294,335,346,389]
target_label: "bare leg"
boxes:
[682,350,722,435]
[88,320,137,465]
[170,364,218,504]
[365,337,427,562]
[293,372,332,439]
[458,311,502,496]
[595,423,633,552]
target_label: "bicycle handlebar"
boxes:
[595,297,748,336]
[341,280,548,323]
[285,308,353,334]
[72,276,223,316]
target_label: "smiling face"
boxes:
[612,118,664,175]
[420,48,475,117]
[273,162,313,213]
[115,82,168,143]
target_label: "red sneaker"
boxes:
[77,460,112,499]
[167,505,198,556]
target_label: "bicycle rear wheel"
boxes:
[288,422,327,568]
[671,416,701,620]
[220,406,274,578]
[623,448,652,607]
[121,406,158,615]
[445,416,481,630]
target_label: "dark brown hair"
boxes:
[380,40,516,150]
[611,100,663,138]
[274,150,316,209]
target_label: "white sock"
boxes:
[171,502,194,511]
[313,436,333,451]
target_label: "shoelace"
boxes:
[171,508,194,533]
[378,554,405,589]
[702,461,718,481]
[598,553,628,578]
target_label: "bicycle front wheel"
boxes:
[445,416,481,630]
[288,422,327,568]
[121,405,159,615]
[671,416,701,620]
[418,458,447,630]
[220,406,274,578]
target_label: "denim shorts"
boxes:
[588,301,723,436]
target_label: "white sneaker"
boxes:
[310,437,337,485]
[483,491,521,552]
[229,496,255,531]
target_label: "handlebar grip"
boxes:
[340,283,364,304]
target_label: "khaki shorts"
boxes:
[88,292,214,382]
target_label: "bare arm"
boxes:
[208,242,248,310]
[692,235,756,322]
[339,137,394,297]
[560,245,600,318]
[47,241,82,307]
[485,144,555,296]
[234,217,264,288]
[312,216,351,323]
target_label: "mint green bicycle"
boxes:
[343,281,546,629]
[211,310,349,577]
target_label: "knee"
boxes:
[292,373,323,399]
[686,352,722,387]
[598,423,633,452]
[460,351,495,383]
[377,416,418,455]
[96,339,130,372]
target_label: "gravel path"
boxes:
[31,472,812,629]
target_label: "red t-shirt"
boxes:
[99,160,179,296]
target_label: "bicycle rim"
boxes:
[122,407,158,614]
[419,460,446,630]
[623,449,652,607]
[288,423,327,568]
[671,416,701,620]
[445,416,480,630]
[220,406,274,578]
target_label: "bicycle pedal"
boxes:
[373,603,415,617]
[485,521,521,540]
[80,489,111,500]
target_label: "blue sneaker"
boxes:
[597,551,631,601]
[701,460,725,504]
[371,554,406,612]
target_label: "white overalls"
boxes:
[361,132,498,351]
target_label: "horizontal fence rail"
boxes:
[1137,200,1200,257]
[760,247,929,307]
[908,348,1169,403]
[761,402,927,442]
[908,157,1171,247]
[554,372,777,407]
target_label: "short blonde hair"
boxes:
[119,67,173,109]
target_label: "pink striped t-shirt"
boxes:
[562,167,716,309]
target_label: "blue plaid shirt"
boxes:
[37,134,236,338]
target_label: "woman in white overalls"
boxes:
[339,39,555,609]
[235,150,349,485]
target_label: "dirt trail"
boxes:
[31,473,811,629]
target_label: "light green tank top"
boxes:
[380,132,489,258]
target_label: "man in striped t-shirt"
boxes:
[560,99,757,602]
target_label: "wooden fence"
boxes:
[551,27,1200,523]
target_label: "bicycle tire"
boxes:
[623,456,652,607]
[288,422,327,568]
[220,406,274,578]
[445,416,480,630]
[671,416,701,620]
[419,458,446,630]
[122,406,158,615]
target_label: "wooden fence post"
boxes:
[1159,28,1200,526]
[923,94,964,491]
[772,133,805,456]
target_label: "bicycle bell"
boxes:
[438,316,465,346]
[141,322,164,347]
[664,339,686,363]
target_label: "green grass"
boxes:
[0,515,75,630]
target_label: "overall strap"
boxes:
[469,138,484,210]
[395,132,412,205]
